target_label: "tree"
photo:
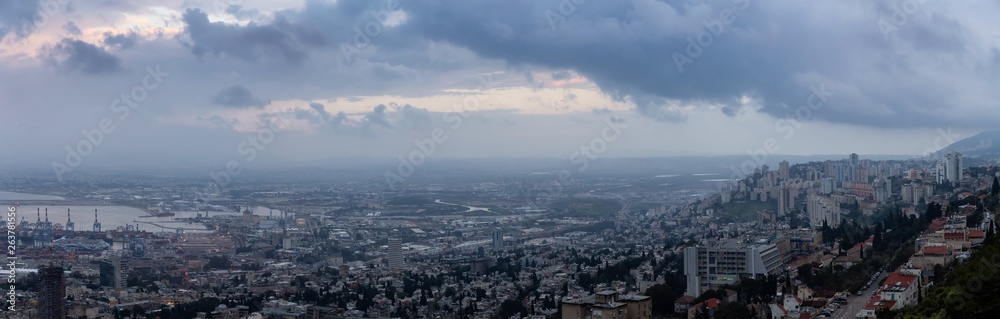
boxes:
[822,220,834,244]
[644,284,676,315]
[992,176,999,196]
[715,302,752,319]
[498,299,527,319]
[873,222,884,248]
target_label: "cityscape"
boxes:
[4,1,1000,319]
[2,150,999,319]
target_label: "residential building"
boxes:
[387,236,403,269]
[945,152,963,183]
[39,266,66,319]
[807,195,842,229]
[561,291,651,319]
[683,239,782,296]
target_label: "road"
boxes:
[833,271,887,319]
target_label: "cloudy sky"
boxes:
[1,0,998,170]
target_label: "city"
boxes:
[4,1,1000,319]
[1,150,999,318]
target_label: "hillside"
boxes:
[932,130,1000,160]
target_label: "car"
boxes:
[831,302,841,307]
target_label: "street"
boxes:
[833,271,887,319]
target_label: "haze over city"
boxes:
[5,1,1000,319]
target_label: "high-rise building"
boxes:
[834,162,850,185]
[807,195,842,229]
[778,187,793,215]
[934,161,947,183]
[38,266,66,319]
[778,161,790,180]
[387,236,403,269]
[945,152,963,183]
[100,255,128,290]
[683,239,782,297]
[874,178,892,203]
[901,182,934,205]
[821,178,836,195]
[492,228,504,251]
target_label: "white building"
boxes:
[945,152,963,183]
[683,239,782,296]
[807,195,842,229]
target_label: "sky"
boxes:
[1,0,999,171]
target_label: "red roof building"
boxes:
[922,245,949,256]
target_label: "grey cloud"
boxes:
[720,105,739,117]
[44,38,122,75]
[398,0,996,128]
[592,108,611,115]
[181,8,328,63]
[169,0,1000,128]
[0,0,40,40]
[309,102,331,121]
[365,104,392,129]
[551,70,571,80]
[63,21,81,36]
[267,103,434,137]
[201,115,239,128]
[103,31,138,50]
[225,5,261,20]
[211,85,270,108]
[397,103,431,128]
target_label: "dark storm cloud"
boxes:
[180,8,328,63]
[394,0,994,128]
[211,85,270,108]
[398,0,992,126]
[0,0,40,40]
[44,38,122,74]
[171,0,999,128]
[103,31,138,50]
